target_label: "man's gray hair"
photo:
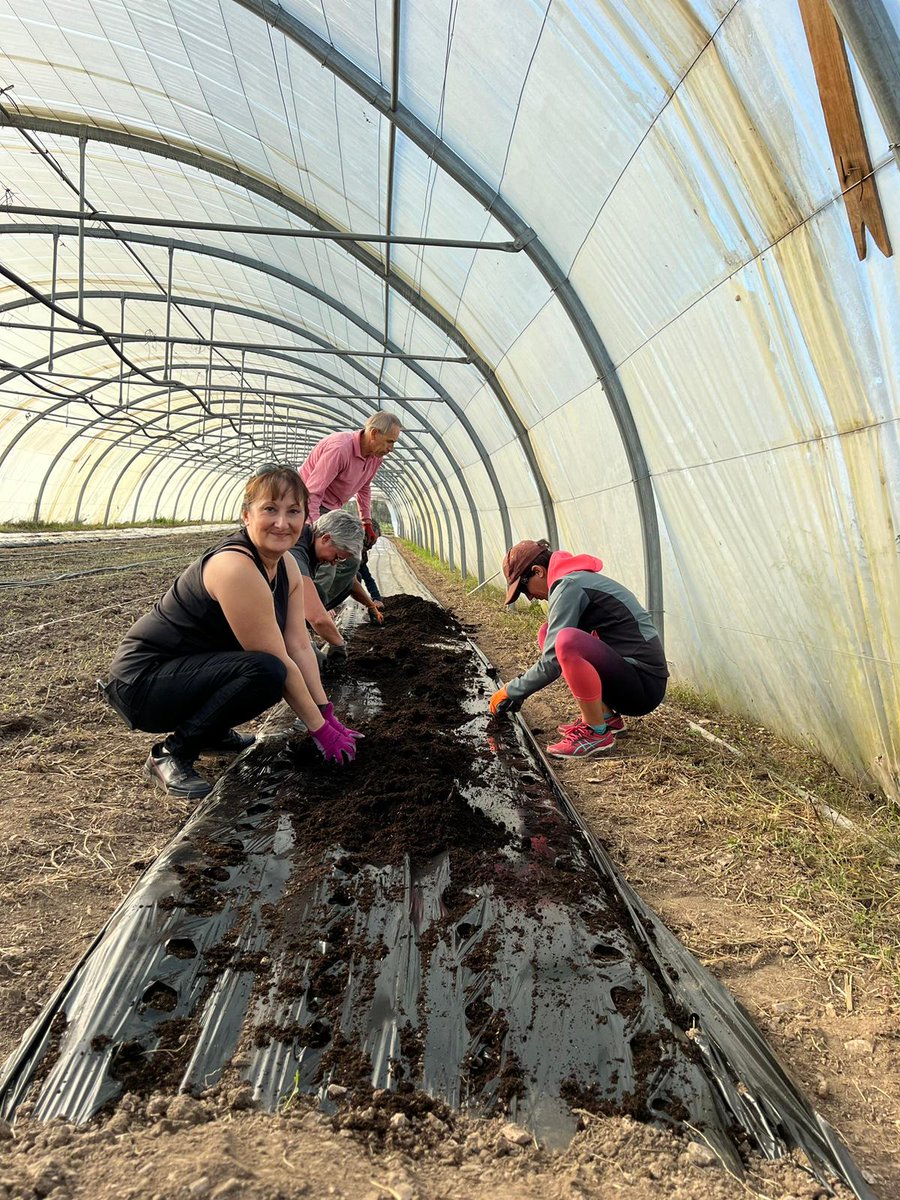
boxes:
[314,510,364,558]
[364,411,402,436]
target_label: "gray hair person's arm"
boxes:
[302,575,345,647]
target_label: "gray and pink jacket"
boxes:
[504,551,668,703]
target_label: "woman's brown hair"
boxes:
[241,464,309,515]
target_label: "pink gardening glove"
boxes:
[318,702,363,741]
[309,718,356,764]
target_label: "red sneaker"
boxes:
[558,712,625,735]
[546,721,616,758]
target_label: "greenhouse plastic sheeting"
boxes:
[0,556,874,1199]
[0,0,897,801]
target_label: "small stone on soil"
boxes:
[104,1112,131,1135]
[684,1141,718,1168]
[166,1094,207,1125]
[844,1038,874,1056]
[227,1083,255,1111]
[145,1095,168,1119]
[499,1121,531,1146]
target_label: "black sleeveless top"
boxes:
[109,528,290,685]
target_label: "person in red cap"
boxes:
[489,539,668,757]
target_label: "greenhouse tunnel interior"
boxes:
[0,0,897,803]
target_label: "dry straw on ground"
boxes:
[0,531,897,1199]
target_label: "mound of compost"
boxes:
[278,593,511,871]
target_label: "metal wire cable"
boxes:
[0,601,126,641]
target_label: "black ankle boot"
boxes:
[143,743,212,799]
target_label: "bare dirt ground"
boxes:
[0,531,898,1200]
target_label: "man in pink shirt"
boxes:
[299,411,401,612]
[300,411,401,535]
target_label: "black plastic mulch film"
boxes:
[0,591,873,1200]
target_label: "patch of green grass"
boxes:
[719,772,900,985]
[397,539,481,594]
[665,679,727,720]
[503,599,548,639]
[0,516,228,533]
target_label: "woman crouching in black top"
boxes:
[105,464,358,798]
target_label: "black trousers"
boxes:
[110,652,287,759]
[357,558,381,601]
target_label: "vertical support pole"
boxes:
[207,310,215,394]
[48,231,59,372]
[164,246,174,379]
[205,308,215,447]
[238,349,245,438]
[377,0,401,403]
[119,297,126,409]
[77,130,86,323]
[264,372,271,458]
[164,245,174,430]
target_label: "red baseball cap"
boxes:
[502,539,549,605]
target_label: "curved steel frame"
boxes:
[235,0,660,624]
[122,365,462,566]
[0,289,490,575]
[15,327,456,561]
[1,336,452,569]
[103,416,445,560]
[96,403,447,562]
[827,0,900,169]
[128,392,451,557]
[2,336,454,567]
[0,222,508,557]
[0,116,550,549]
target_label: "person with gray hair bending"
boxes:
[298,412,400,606]
[291,510,382,667]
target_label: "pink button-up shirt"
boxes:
[299,430,383,523]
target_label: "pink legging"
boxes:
[537,623,664,715]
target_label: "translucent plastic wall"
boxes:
[0,0,897,800]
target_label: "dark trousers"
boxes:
[537,624,666,716]
[357,559,381,601]
[110,652,286,759]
